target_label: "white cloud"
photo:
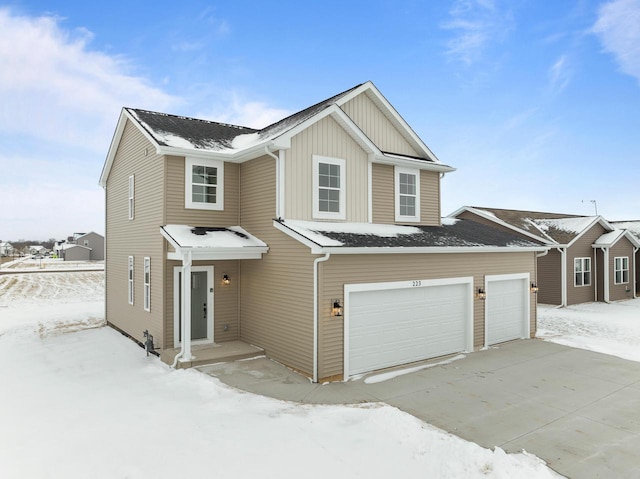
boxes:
[549,54,571,91]
[441,0,513,66]
[592,0,640,84]
[197,93,291,129]
[0,8,179,153]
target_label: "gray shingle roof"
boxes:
[277,218,544,249]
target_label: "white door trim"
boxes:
[344,276,474,379]
[484,272,530,348]
[173,265,214,348]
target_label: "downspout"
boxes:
[313,253,331,383]
[264,146,282,218]
[171,249,193,367]
[634,247,638,299]
[594,249,598,302]
[602,247,610,303]
[558,247,567,307]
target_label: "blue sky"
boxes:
[1,0,639,240]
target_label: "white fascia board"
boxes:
[335,81,441,163]
[166,248,267,261]
[100,109,160,187]
[591,230,640,249]
[272,220,324,254]
[372,154,455,173]
[449,206,554,245]
[318,246,549,255]
[271,105,378,155]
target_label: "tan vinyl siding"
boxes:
[240,156,316,377]
[566,224,606,305]
[318,252,537,380]
[609,237,635,301]
[341,92,419,156]
[371,163,394,223]
[105,120,165,347]
[165,156,239,226]
[420,170,440,225]
[372,164,441,225]
[285,115,368,222]
[537,249,561,305]
[164,260,240,347]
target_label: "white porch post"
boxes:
[182,250,194,362]
[603,247,610,303]
[559,247,567,307]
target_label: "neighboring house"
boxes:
[28,245,46,255]
[610,220,640,292]
[58,232,105,261]
[449,207,640,305]
[100,81,547,382]
[0,242,13,256]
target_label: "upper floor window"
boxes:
[395,167,420,222]
[574,257,591,287]
[614,256,629,284]
[143,257,151,312]
[128,256,134,305]
[185,157,224,210]
[128,175,135,220]
[313,156,345,220]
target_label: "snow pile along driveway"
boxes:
[0,271,560,478]
[537,299,640,362]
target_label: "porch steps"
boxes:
[159,340,265,369]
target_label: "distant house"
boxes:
[100,81,548,382]
[58,232,104,261]
[449,207,640,305]
[0,242,13,256]
[28,245,46,255]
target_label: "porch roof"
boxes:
[161,225,268,260]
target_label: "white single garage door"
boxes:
[486,275,529,346]
[346,278,472,377]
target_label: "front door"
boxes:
[174,266,214,347]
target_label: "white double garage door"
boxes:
[344,274,530,378]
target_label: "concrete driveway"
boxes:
[199,339,640,478]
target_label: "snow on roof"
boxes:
[611,221,640,238]
[279,219,542,249]
[594,230,625,246]
[161,225,267,249]
[534,216,598,235]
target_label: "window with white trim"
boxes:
[143,257,150,312]
[313,156,345,220]
[128,256,134,305]
[395,167,421,222]
[614,256,629,284]
[185,157,224,210]
[574,257,591,286]
[128,175,135,220]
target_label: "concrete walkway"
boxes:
[199,339,640,478]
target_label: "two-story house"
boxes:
[100,82,546,382]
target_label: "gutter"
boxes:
[558,247,567,307]
[313,253,331,383]
[634,247,639,299]
[172,249,194,367]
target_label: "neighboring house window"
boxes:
[185,157,224,210]
[614,257,629,284]
[395,167,421,222]
[574,257,591,286]
[83,240,89,247]
[313,155,346,220]
[128,256,134,305]
[143,257,150,312]
[128,175,135,220]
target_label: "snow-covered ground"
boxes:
[0,257,104,271]
[537,299,640,362]
[0,271,559,479]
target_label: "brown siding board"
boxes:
[609,237,635,301]
[105,120,165,347]
[567,224,606,305]
[537,249,561,305]
[240,157,316,377]
[318,252,537,379]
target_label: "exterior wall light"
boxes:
[476,288,487,300]
[331,299,343,317]
[222,274,230,285]
[530,282,539,294]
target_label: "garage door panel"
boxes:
[487,277,527,345]
[348,282,470,376]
